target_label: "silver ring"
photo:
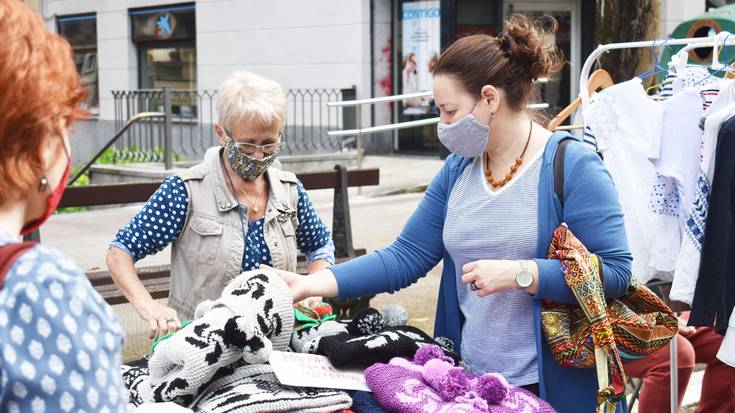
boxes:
[469,282,480,292]
[165,318,175,323]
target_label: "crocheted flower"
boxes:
[414,344,454,366]
[474,373,509,404]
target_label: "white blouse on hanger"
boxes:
[583,78,661,282]
[647,88,704,275]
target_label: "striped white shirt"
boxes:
[443,153,542,385]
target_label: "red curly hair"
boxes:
[0,0,87,205]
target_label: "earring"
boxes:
[39,177,48,190]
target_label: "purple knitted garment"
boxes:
[364,345,557,413]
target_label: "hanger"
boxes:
[725,62,735,79]
[548,69,613,131]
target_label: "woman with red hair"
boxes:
[0,1,127,411]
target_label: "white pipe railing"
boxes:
[327,103,549,138]
[328,83,550,169]
[328,91,433,107]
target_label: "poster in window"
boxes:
[401,1,440,115]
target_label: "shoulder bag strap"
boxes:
[554,138,574,209]
[0,242,37,289]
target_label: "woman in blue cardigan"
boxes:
[270,15,632,412]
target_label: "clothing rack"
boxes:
[577,33,734,413]
[579,32,735,108]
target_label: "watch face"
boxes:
[517,270,534,288]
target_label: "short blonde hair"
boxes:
[216,71,287,133]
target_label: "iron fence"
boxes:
[111,87,356,163]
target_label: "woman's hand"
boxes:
[135,300,181,339]
[298,296,324,309]
[260,264,338,303]
[461,259,537,297]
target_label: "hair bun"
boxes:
[500,14,564,81]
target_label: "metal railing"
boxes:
[327,90,549,169]
[111,86,357,163]
[71,112,165,184]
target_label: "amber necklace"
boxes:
[483,120,533,188]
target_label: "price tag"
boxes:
[269,351,372,392]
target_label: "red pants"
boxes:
[624,327,735,413]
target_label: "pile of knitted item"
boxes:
[121,269,352,413]
[364,345,557,413]
[290,304,460,369]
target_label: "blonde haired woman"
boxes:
[106,71,334,339]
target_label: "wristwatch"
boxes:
[515,260,534,289]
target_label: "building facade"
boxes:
[38,0,708,163]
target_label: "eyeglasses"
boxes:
[225,131,284,155]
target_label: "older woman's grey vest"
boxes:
[168,150,299,320]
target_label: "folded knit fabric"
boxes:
[148,270,294,405]
[317,325,459,368]
[349,390,389,413]
[122,363,153,407]
[364,345,556,413]
[190,363,352,413]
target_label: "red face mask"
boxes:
[20,150,71,236]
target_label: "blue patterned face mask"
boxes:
[437,112,490,158]
[224,137,280,181]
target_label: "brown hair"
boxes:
[0,0,87,205]
[433,14,565,110]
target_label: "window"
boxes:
[57,14,99,115]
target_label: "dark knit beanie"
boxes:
[317,325,459,369]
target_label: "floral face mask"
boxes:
[223,136,281,181]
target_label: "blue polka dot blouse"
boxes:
[0,229,128,413]
[110,175,335,270]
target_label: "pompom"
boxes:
[346,308,386,335]
[422,359,469,401]
[380,304,408,327]
[474,373,509,404]
[413,344,454,366]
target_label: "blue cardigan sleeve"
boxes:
[534,145,633,303]
[330,158,456,299]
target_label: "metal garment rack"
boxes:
[578,33,734,413]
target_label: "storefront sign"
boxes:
[401,0,441,114]
[131,5,195,43]
[269,351,371,392]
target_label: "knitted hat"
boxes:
[365,345,556,413]
[290,320,348,354]
[190,363,352,413]
[316,325,459,369]
[290,305,413,355]
[148,269,294,405]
